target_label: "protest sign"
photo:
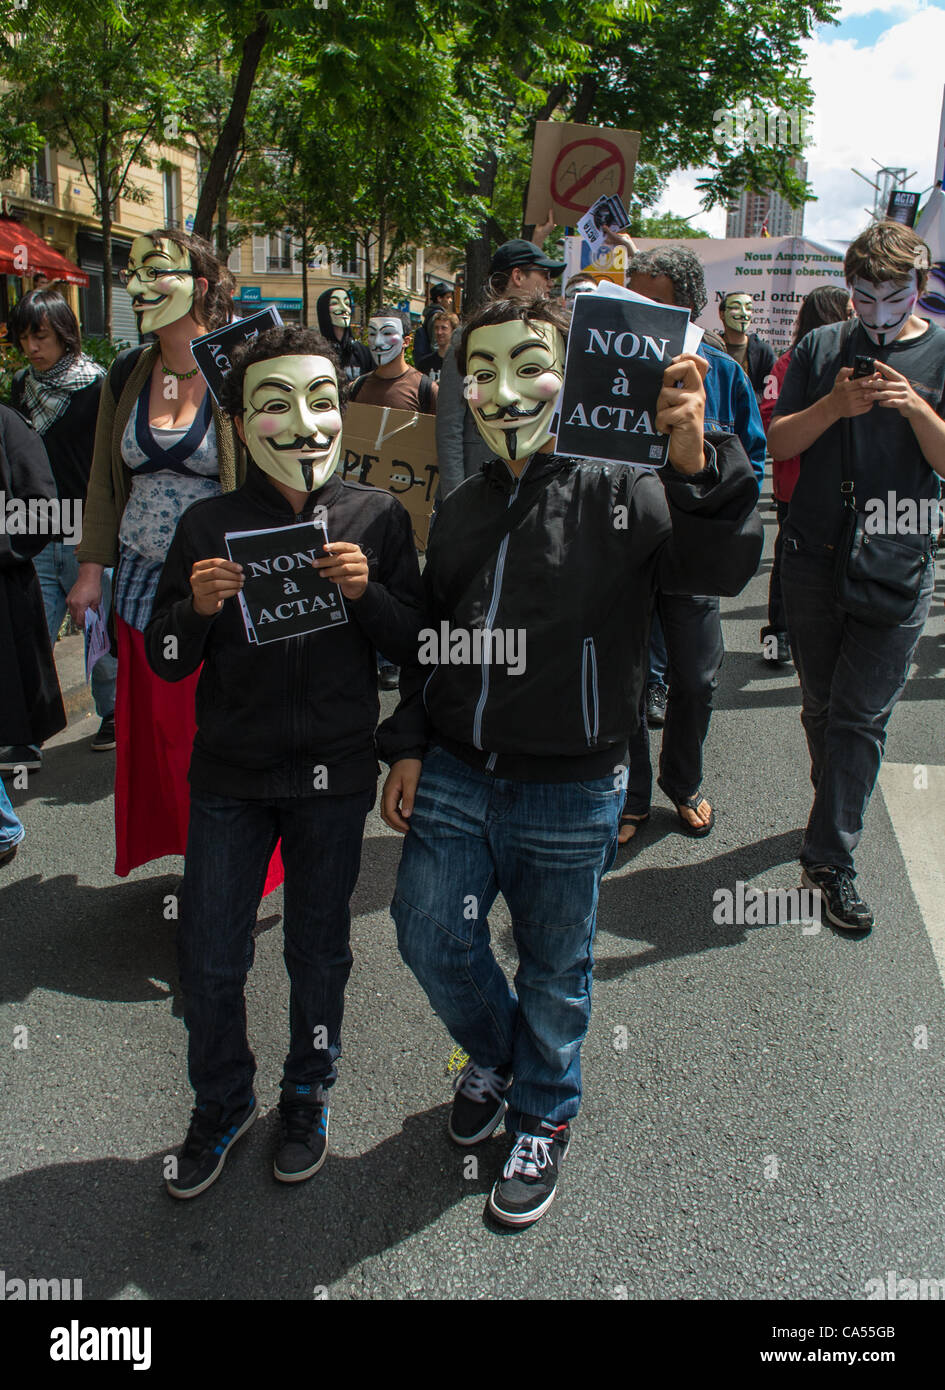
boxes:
[190,306,284,404]
[886,190,919,227]
[555,291,690,468]
[340,403,438,551]
[224,518,348,645]
[578,194,631,257]
[525,121,640,226]
[84,606,110,682]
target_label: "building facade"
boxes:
[725,161,808,239]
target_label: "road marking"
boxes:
[878,763,945,986]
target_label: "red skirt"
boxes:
[114,616,283,893]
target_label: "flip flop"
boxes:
[658,778,714,838]
[618,811,650,845]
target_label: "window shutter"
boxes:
[228,244,241,273]
[252,234,267,274]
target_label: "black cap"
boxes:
[489,239,566,277]
[430,282,452,299]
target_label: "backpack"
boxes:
[349,370,434,415]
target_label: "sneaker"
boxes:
[449,1060,511,1145]
[761,630,791,665]
[378,664,400,691]
[645,682,667,728]
[273,1083,330,1183]
[90,716,116,751]
[801,864,874,934]
[165,1095,257,1200]
[776,633,791,664]
[488,1121,571,1228]
[0,745,41,773]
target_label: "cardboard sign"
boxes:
[525,121,640,226]
[224,518,348,645]
[886,189,919,227]
[190,306,284,405]
[578,194,631,257]
[555,292,689,468]
[340,402,438,551]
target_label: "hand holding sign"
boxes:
[314,541,369,600]
[191,558,244,617]
[656,354,709,475]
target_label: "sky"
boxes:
[654,0,945,242]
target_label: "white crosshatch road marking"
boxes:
[878,763,945,987]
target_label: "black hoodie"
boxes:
[315,290,373,380]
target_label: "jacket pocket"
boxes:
[581,636,599,747]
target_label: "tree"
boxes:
[0,0,192,334]
[634,212,711,238]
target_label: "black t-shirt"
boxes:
[773,318,945,548]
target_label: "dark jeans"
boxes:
[781,533,933,872]
[647,611,668,687]
[626,592,724,812]
[178,786,374,1113]
[764,499,790,636]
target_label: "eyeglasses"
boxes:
[119,265,194,287]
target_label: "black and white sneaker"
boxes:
[274,1083,330,1183]
[91,716,116,751]
[449,1060,511,1145]
[165,1095,257,1200]
[645,683,668,728]
[488,1121,571,1227]
[802,864,874,934]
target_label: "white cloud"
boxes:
[654,6,945,242]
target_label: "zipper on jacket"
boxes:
[581,636,599,747]
[472,477,521,751]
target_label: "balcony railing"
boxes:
[268,255,293,272]
[30,175,54,203]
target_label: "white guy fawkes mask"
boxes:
[465,318,566,461]
[850,273,918,346]
[368,316,405,366]
[329,289,351,329]
[722,293,753,334]
[126,234,195,333]
[243,355,343,492]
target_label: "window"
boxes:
[30,147,54,204]
[163,168,180,228]
[330,244,361,278]
[410,248,424,293]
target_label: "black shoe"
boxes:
[802,864,874,934]
[0,745,41,773]
[90,716,116,751]
[488,1121,571,1227]
[378,665,400,691]
[449,1060,511,1145]
[274,1083,329,1183]
[776,633,791,664]
[165,1095,257,1200]
[0,844,18,868]
[645,682,667,727]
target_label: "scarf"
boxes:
[19,352,104,435]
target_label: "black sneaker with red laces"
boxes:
[488,1120,571,1227]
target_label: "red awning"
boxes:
[0,217,89,286]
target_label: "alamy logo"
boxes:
[864,1270,945,1300]
[0,1269,82,1300]
[712,881,821,929]
[0,491,81,545]
[417,622,527,676]
[50,1320,152,1370]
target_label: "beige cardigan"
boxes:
[76,343,246,567]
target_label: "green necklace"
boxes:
[161,358,199,381]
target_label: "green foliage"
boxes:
[81,335,130,368]
[634,212,711,238]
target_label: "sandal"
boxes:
[658,778,714,838]
[618,811,650,845]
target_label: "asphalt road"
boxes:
[2,492,944,1304]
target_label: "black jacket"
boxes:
[10,369,103,539]
[315,290,373,381]
[746,333,777,402]
[377,436,763,781]
[145,461,425,799]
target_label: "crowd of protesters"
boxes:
[1,217,942,1229]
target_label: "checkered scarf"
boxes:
[19,352,104,435]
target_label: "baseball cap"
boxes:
[490,239,566,277]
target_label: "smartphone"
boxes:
[853,355,875,379]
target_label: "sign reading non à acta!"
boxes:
[555,294,690,468]
[224,518,349,645]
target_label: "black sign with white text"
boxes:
[886,190,919,227]
[224,519,348,645]
[555,294,690,467]
[190,306,284,404]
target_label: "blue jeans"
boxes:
[33,545,117,719]
[178,786,374,1113]
[781,532,934,872]
[0,775,24,853]
[392,747,625,1132]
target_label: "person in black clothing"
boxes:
[768,221,945,934]
[7,290,116,760]
[412,282,454,362]
[719,291,776,404]
[146,325,424,1199]
[378,295,762,1227]
[314,286,372,381]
